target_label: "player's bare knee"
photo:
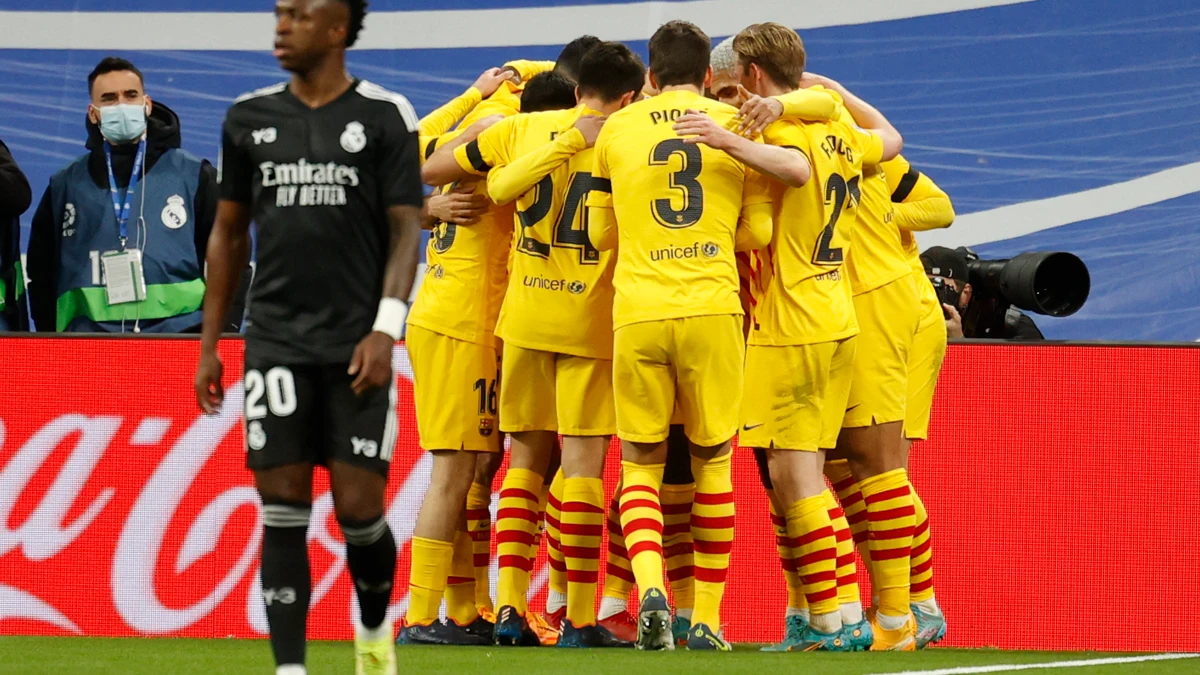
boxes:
[254,464,313,505]
[621,439,666,464]
[329,463,387,523]
[509,430,556,474]
[561,435,608,478]
[473,450,503,487]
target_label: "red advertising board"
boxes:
[1,338,1198,650]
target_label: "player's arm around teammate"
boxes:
[726,23,884,650]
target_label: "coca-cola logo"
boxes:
[0,342,491,638]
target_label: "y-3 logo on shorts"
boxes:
[352,436,380,458]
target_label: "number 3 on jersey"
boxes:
[812,172,861,266]
[516,172,601,265]
[650,139,704,228]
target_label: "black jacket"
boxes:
[27,102,247,332]
[0,138,31,330]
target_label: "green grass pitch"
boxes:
[0,638,1196,675]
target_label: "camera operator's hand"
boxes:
[944,304,964,339]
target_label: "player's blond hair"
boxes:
[732,22,806,89]
[710,35,738,76]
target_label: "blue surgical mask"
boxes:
[97,103,147,144]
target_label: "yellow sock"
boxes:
[824,489,861,611]
[828,460,874,590]
[405,536,452,627]
[546,469,567,601]
[618,461,666,600]
[770,499,804,610]
[446,529,480,626]
[495,468,543,614]
[662,483,696,613]
[860,468,916,617]
[561,477,604,627]
[602,493,635,601]
[910,488,935,603]
[786,495,840,623]
[465,481,493,611]
[690,453,734,630]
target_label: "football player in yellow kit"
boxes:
[586,20,807,651]
[425,41,646,648]
[708,23,903,652]
[884,155,955,648]
[769,72,922,650]
[399,56,573,646]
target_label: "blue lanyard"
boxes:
[103,138,146,248]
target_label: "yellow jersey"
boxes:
[406,92,517,347]
[882,154,955,276]
[585,89,773,329]
[779,86,910,295]
[751,117,883,346]
[453,104,616,359]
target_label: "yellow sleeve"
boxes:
[488,127,588,205]
[586,123,617,250]
[418,87,483,140]
[736,170,774,250]
[892,168,955,232]
[451,116,515,177]
[418,135,437,165]
[774,88,838,122]
[505,60,557,82]
[855,127,885,168]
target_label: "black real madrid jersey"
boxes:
[219,79,423,364]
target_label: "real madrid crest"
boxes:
[162,194,188,229]
[62,203,77,237]
[341,121,367,154]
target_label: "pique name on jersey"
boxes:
[649,108,687,125]
[260,159,361,208]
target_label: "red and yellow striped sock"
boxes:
[770,499,804,611]
[662,483,696,615]
[618,461,666,600]
[690,453,734,630]
[545,470,568,606]
[910,488,935,603]
[824,489,862,620]
[405,536,453,627]
[786,494,840,631]
[828,460,874,588]
[601,494,635,606]
[465,482,493,611]
[861,469,916,617]
[445,529,480,626]
[561,477,605,627]
[495,468,542,614]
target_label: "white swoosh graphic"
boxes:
[0,0,1035,50]
[920,160,1200,248]
[0,584,82,634]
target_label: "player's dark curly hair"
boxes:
[337,0,368,48]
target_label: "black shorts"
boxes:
[243,354,396,477]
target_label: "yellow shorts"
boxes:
[742,337,857,452]
[613,314,744,447]
[498,344,616,436]
[844,274,921,428]
[905,295,948,440]
[407,324,501,452]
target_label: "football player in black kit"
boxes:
[194,1,422,674]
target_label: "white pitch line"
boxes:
[868,653,1200,675]
[0,0,1035,50]
[919,160,1200,249]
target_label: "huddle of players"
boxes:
[402,19,955,653]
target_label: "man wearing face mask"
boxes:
[27,56,226,333]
